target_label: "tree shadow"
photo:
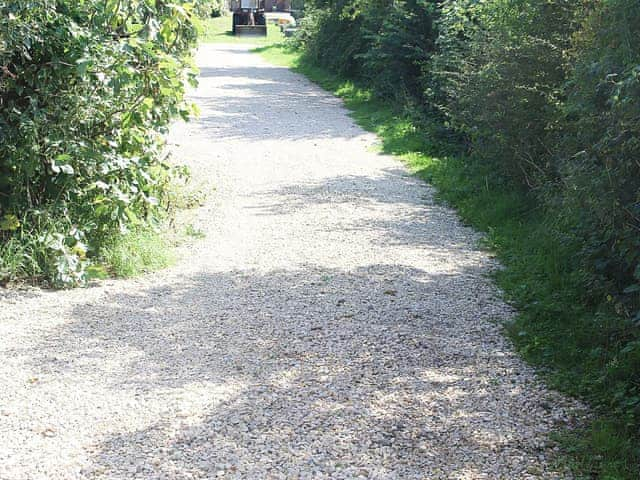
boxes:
[188,62,365,142]
[245,169,423,214]
[242,168,486,255]
[13,265,576,478]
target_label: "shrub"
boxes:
[558,0,640,324]
[297,0,441,109]
[427,0,581,187]
[360,0,439,104]
[0,0,203,286]
[296,6,370,78]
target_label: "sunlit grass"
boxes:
[198,15,285,45]
[99,227,175,278]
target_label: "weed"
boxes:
[99,228,175,278]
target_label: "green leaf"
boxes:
[623,284,640,294]
[59,164,74,175]
[0,215,21,231]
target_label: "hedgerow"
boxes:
[0,0,205,286]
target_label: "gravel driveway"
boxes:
[0,44,581,479]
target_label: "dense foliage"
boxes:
[294,0,640,475]
[428,0,578,184]
[0,0,204,286]
[297,0,439,104]
[561,1,640,327]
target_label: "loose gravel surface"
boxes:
[0,44,583,479]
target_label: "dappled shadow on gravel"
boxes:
[191,65,363,142]
[13,264,574,478]
[244,168,477,252]
[246,169,423,214]
[19,265,497,391]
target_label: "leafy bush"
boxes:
[360,0,439,104]
[427,0,580,186]
[196,0,227,17]
[298,0,440,99]
[559,0,640,326]
[295,6,369,78]
[0,0,203,286]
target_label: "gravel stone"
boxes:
[0,44,586,479]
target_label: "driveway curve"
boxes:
[0,44,580,480]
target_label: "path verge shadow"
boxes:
[14,264,573,478]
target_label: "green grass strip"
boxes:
[198,15,286,45]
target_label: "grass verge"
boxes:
[95,170,210,280]
[0,177,208,287]
[254,43,640,479]
[99,227,175,279]
[198,15,285,45]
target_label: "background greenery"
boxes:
[262,0,640,476]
